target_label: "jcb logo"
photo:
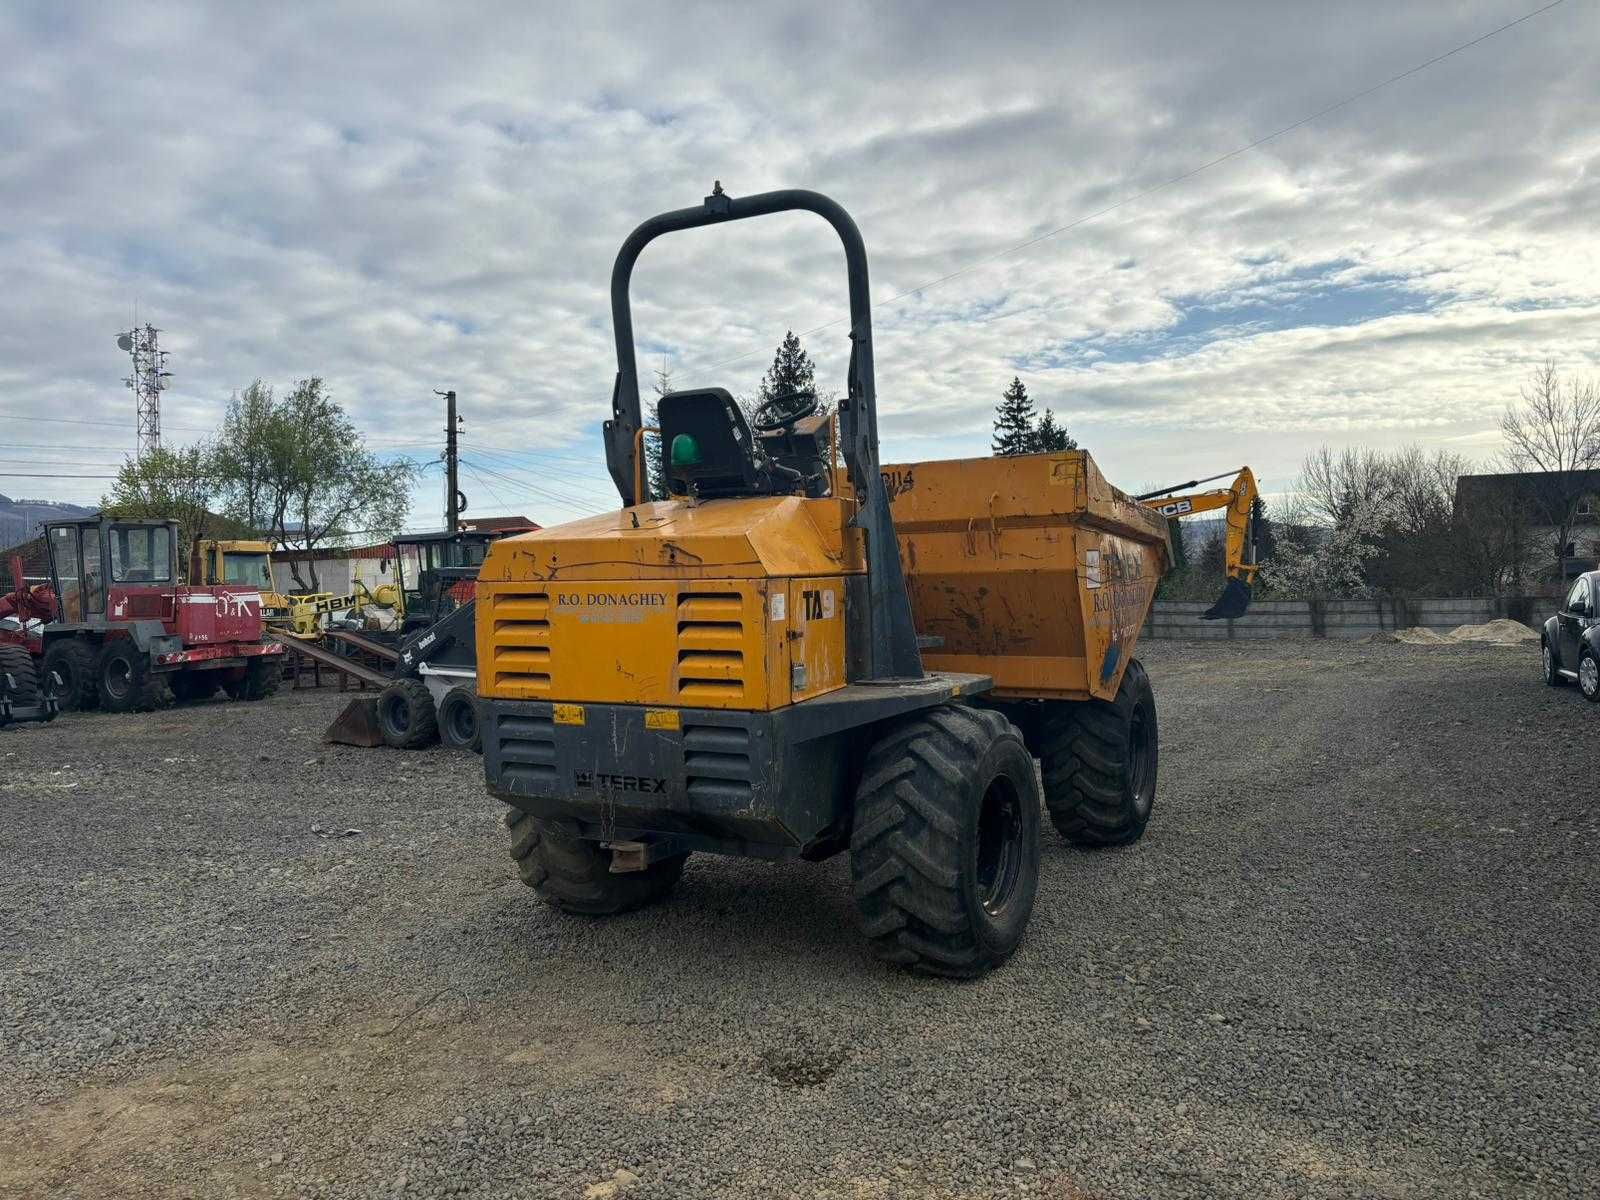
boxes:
[1155,499,1193,517]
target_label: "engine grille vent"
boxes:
[496,712,557,790]
[676,592,745,703]
[682,723,754,804]
[489,591,551,695]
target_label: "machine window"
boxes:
[110,526,173,584]
[80,527,105,613]
[49,526,82,622]
[222,553,273,586]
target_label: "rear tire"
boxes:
[224,656,282,702]
[850,704,1042,978]
[506,810,686,914]
[169,670,217,704]
[1544,639,1566,687]
[437,685,481,752]
[41,639,97,711]
[1580,647,1600,703]
[96,641,166,713]
[1038,658,1158,847]
[377,678,438,749]
[0,644,40,705]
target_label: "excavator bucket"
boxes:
[324,697,383,747]
[1203,576,1253,621]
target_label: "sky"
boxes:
[2,0,1597,529]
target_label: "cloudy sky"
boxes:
[2,0,1596,528]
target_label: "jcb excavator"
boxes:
[1136,466,1259,621]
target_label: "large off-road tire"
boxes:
[223,656,282,702]
[96,641,167,713]
[169,670,217,704]
[1543,638,1566,687]
[377,678,438,749]
[41,639,97,711]
[0,644,41,705]
[1038,658,1158,848]
[437,685,481,752]
[1579,646,1600,703]
[506,809,686,914]
[849,704,1042,978]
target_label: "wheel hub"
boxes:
[976,778,1023,917]
[1582,655,1598,696]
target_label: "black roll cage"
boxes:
[601,187,922,682]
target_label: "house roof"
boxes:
[1454,470,1600,526]
[460,514,539,533]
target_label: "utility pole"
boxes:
[437,389,463,531]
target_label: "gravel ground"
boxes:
[2,640,1597,1199]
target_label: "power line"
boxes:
[0,413,214,433]
[682,0,1568,382]
[0,472,117,479]
[458,456,610,515]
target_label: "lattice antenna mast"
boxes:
[118,324,170,457]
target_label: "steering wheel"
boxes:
[752,389,820,432]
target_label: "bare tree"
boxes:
[1500,361,1600,576]
[1298,445,1391,529]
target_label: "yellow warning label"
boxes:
[644,708,681,731]
[553,703,586,726]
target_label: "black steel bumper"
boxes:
[482,700,848,858]
[481,675,991,860]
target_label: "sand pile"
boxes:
[1362,619,1537,646]
[1446,618,1540,645]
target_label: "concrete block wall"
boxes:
[1143,594,1556,640]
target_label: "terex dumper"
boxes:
[475,188,1171,976]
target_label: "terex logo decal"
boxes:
[574,770,668,794]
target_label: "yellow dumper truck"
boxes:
[475,188,1173,976]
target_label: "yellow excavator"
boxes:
[1136,466,1259,620]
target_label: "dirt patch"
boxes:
[757,1039,850,1088]
[0,999,669,1199]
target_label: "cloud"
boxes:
[1,0,1597,520]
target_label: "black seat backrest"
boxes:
[658,388,771,498]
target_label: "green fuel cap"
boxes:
[669,433,702,469]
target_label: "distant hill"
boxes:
[0,495,97,550]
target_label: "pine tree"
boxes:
[1198,528,1227,579]
[759,331,817,402]
[1166,517,1188,572]
[644,362,673,500]
[1251,493,1276,562]
[1032,408,1077,452]
[992,377,1036,456]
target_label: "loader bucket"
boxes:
[324,697,383,747]
[1202,577,1252,621]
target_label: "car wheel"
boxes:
[1580,647,1600,703]
[1543,639,1566,687]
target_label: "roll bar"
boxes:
[603,186,922,681]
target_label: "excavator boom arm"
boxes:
[1140,466,1259,620]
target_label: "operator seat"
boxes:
[658,388,777,498]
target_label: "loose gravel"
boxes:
[2,640,1596,1199]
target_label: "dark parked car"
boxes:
[1543,570,1600,701]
